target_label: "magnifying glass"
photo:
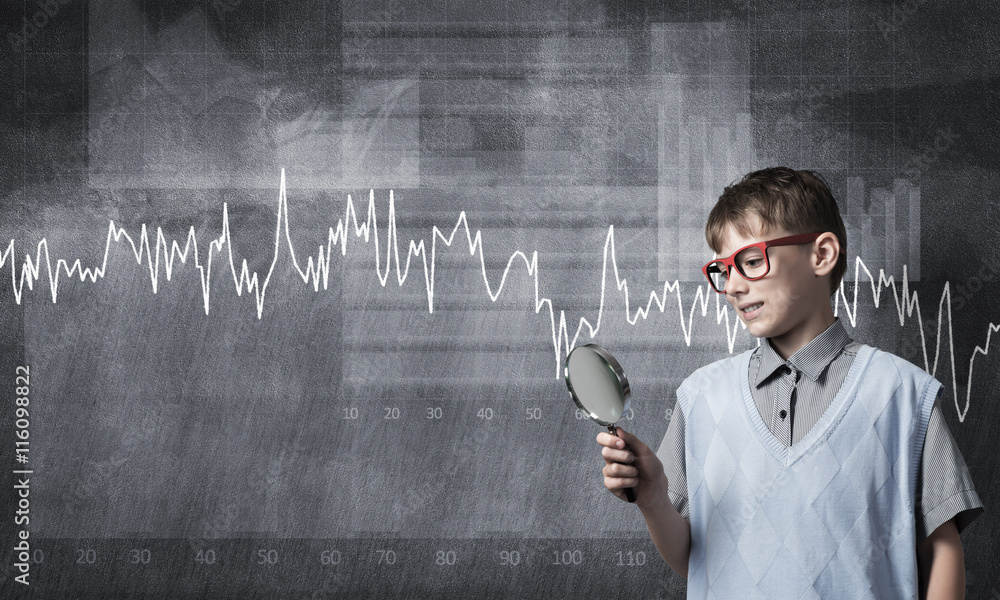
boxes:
[564,343,636,503]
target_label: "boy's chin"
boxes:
[741,317,771,338]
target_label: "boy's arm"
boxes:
[637,486,691,579]
[598,427,691,578]
[916,517,965,600]
[915,392,981,600]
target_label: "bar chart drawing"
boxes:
[843,177,921,282]
[653,23,758,282]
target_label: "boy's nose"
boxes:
[724,268,750,296]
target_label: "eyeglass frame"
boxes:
[701,232,824,294]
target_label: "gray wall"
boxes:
[1,0,997,597]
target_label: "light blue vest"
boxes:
[676,344,939,599]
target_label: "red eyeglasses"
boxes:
[701,233,823,293]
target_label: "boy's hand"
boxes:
[597,426,670,511]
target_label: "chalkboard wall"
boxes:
[2,1,997,598]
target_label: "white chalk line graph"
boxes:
[1,169,996,422]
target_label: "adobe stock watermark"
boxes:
[664,22,727,67]
[900,125,959,182]
[309,572,350,599]
[188,501,239,554]
[950,261,999,312]
[713,0,753,23]
[900,264,997,361]
[877,0,935,39]
[899,257,1000,362]
[863,514,913,564]
[375,0,404,24]
[8,0,76,52]
[346,0,405,56]
[795,81,837,123]
[897,316,940,364]
[60,458,126,516]
[391,480,436,523]
[46,85,147,179]
[210,0,244,19]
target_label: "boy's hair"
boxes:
[705,167,848,294]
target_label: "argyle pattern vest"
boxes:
[675,344,940,599]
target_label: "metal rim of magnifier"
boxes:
[564,343,631,427]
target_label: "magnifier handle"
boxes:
[608,425,637,503]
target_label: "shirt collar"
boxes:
[753,318,853,387]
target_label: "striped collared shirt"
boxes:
[751,318,857,446]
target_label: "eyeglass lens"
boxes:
[707,246,769,292]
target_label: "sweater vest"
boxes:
[675,344,940,599]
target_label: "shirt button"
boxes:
[779,410,787,419]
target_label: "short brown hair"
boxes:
[705,167,847,294]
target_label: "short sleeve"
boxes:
[916,390,984,541]
[655,395,690,521]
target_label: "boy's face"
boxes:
[715,214,832,354]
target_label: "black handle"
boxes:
[623,485,636,503]
[608,425,637,503]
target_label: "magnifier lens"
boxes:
[566,348,625,424]
[565,344,636,503]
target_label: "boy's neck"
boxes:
[768,308,837,361]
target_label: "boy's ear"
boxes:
[811,232,840,277]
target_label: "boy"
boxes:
[597,167,982,599]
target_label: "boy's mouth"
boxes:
[739,302,763,319]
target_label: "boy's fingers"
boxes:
[604,475,638,491]
[601,446,633,464]
[603,463,637,478]
[596,431,625,449]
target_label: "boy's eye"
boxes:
[737,252,766,275]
